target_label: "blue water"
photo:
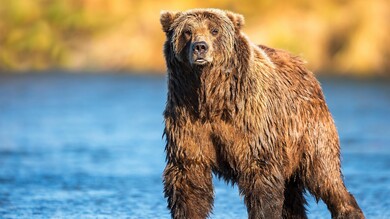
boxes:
[0,73,389,218]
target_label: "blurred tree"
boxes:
[0,0,388,75]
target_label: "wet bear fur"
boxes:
[160,8,364,219]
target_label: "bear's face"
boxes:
[161,9,245,67]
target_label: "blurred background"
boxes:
[0,1,389,218]
[0,0,389,75]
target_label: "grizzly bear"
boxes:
[160,8,364,219]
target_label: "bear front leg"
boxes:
[163,162,214,219]
[238,165,285,219]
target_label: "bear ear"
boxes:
[160,10,182,33]
[225,11,245,32]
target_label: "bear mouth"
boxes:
[193,58,208,65]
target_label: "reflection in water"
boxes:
[0,74,389,218]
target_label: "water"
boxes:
[0,73,389,218]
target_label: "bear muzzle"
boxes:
[191,41,211,65]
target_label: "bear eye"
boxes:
[211,28,219,36]
[184,29,192,37]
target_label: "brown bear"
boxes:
[160,8,364,219]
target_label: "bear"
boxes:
[160,8,364,219]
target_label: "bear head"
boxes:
[160,9,245,67]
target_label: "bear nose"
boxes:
[192,41,209,54]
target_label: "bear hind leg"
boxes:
[282,175,307,219]
[301,148,364,218]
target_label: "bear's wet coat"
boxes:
[161,8,364,219]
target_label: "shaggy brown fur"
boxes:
[160,8,364,219]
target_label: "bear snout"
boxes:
[192,41,209,55]
[191,41,210,65]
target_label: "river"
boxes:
[0,73,389,218]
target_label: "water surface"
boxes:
[0,73,389,218]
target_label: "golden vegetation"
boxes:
[0,0,388,75]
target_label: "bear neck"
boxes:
[165,34,253,122]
